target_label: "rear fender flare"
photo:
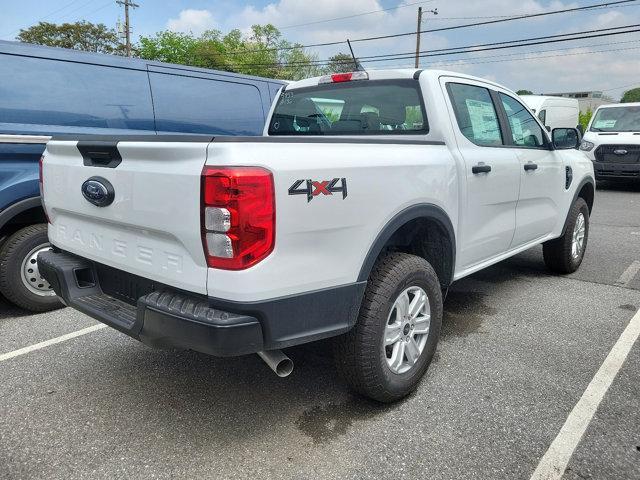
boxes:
[357,203,456,285]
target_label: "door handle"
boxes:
[524,162,538,171]
[472,164,492,174]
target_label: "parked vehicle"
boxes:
[0,40,283,311]
[38,69,594,402]
[520,95,580,132]
[579,102,640,181]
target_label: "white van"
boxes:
[520,95,580,132]
[580,102,640,181]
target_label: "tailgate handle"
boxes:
[77,141,122,168]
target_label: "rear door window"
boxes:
[447,83,503,146]
[0,54,154,133]
[149,72,266,135]
[268,80,427,135]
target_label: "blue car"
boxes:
[0,40,284,311]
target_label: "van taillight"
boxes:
[38,155,44,195]
[201,166,275,270]
[39,155,51,224]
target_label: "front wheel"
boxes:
[334,252,443,403]
[543,197,590,274]
[0,224,62,312]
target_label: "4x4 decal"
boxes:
[288,178,348,202]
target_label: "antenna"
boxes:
[346,39,364,71]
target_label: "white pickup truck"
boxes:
[38,69,594,402]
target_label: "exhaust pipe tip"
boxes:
[258,350,294,377]
[274,357,294,377]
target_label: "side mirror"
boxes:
[552,128,580,150]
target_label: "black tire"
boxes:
[334,252,443,403]
[543,197,589,274]
[0,224,62,312]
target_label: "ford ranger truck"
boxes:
[38,70,595,403]
[579,102,640,181]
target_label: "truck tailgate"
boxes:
[43,139,210,294]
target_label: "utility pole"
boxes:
[415,7,438,68]
[116,0,139,57]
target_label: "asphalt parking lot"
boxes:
[1,182,639,480]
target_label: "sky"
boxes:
[1,0,640,99]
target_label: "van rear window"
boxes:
[268,80,428,136]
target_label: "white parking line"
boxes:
[615,261,640,287]
[0,324,107,362]
[530,308,640,480]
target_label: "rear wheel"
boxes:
[334,252,442,403]
[543,197,589,274]
[0,224,61,312]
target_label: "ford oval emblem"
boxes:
[613,149,628,155]
[81,177,115,207]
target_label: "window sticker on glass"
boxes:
[593,119,617,129]
[465,99,501,143]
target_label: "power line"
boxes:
[40,0,89,20]
[277,0,640,30]
[218,24,640,68]
[277,0,436,30]
[364,27,640,64]
[57,0,111,21]
[355,23,640,62]
[349,0,639,45]
[420,2,640,21]
[422,45,640,68]
[215,0,639,56]
[385,38,640,67]
[601,81,640,91]
[1,0,97,38]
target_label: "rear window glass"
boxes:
[268,80,428,136]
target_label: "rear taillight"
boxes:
[201,166,275,270]
[39,155,51,224]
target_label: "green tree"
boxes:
[516,90,533,95]
[138,24,322,80]
[17,21,122,54]
[579,109,593,132]
[621,87,640,103]
[138,31,202,66]
[327,53,356,73]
